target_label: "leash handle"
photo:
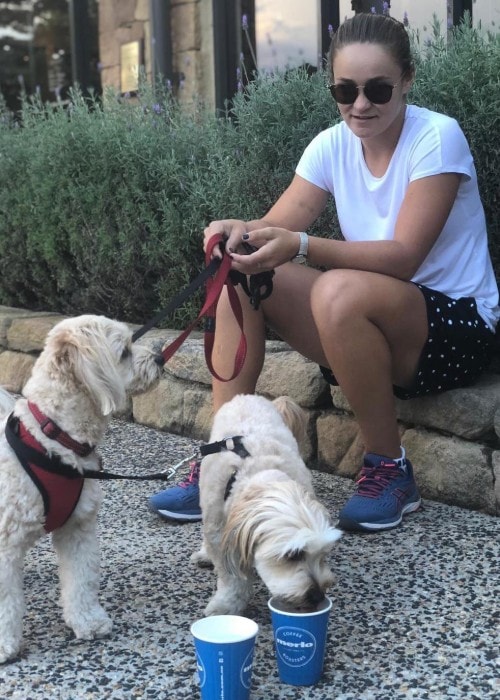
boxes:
[160,234,247,382]
[160,235,231,364]
[202,235,247,382]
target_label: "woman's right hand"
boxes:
[203,219,249,259]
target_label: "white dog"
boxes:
[191,394,342,616]
[0,314,163,663]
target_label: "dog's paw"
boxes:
[190,549,213,568]
[204,597,244,617]
[0,639,22,665]
[68,608,113,640]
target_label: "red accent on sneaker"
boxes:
[178,460,200,489]
[355,462,402,499]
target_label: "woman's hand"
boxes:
[229,227,301,274]
[203,220,248,259]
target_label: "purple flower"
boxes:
[242,14,248,31]
[383,1,389,15]
[152,103,162,114]
[370,6,376,13]
[328,24,334,38]
[403,11,409,27]
[237,81,243,93]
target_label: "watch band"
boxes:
[292,231,309,263]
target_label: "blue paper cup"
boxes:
[268,596,332,686]
[191,615,259,700]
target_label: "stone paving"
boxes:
[0,419,498,699]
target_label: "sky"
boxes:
[255,0,320,71]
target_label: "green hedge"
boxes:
[0,19,498,327]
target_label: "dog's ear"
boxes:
[272,396,307,445]
[284,525,343,556]
[46,320,127,415]
[221,488,264,577]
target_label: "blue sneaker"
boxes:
[148,460,202,522]
[337,451,421,532]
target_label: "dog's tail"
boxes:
[272,395,307,445]
[0,386,15,419]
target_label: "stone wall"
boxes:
[0,306,499,516]
[98,0,215,108]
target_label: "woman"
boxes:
[149,13,499,532]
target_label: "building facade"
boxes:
[98,0,499,112]
[1,1,498,114]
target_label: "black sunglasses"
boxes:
[328,78,400,105]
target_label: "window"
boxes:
[213,0,340,112]
[0,0,100,113]
[254,0,320,72]
[351,1,390,13]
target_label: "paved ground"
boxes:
[0,418,498,700]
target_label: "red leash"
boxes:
[161,233,247,382]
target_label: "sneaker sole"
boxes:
[338,498,422,533]
[157,508,202,522]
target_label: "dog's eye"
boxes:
[284,549,305,563]
[121,347,131,361]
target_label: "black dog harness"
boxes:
[200,436,251,501]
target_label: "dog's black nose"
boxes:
[305,585,325,608]
[154,353,165,366]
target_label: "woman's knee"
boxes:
[310,269,365,320]
[261,263,320,320]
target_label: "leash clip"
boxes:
[165,451,199,480]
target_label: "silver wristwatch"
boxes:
[291,231,309,263]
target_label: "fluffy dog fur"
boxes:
[191,394,342,616]
[0,314,163,663]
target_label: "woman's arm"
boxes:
[230,172,461,277]
[203,175,329,258]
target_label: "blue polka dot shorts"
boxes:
[320,283,496,400]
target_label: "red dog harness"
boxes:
[5,413,87,534]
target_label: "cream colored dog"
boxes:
[191,394,342,616]
[0,314,163,663]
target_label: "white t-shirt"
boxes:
[295,104,499,330]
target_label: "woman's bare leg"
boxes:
[309,269,428,457]
[210,284,266,412]
[210,265,325,412]
[211,264,428,458]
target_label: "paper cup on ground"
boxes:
[268,596,332,686]
[191,615,259,700]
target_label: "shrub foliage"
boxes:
[0,19,498,326]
